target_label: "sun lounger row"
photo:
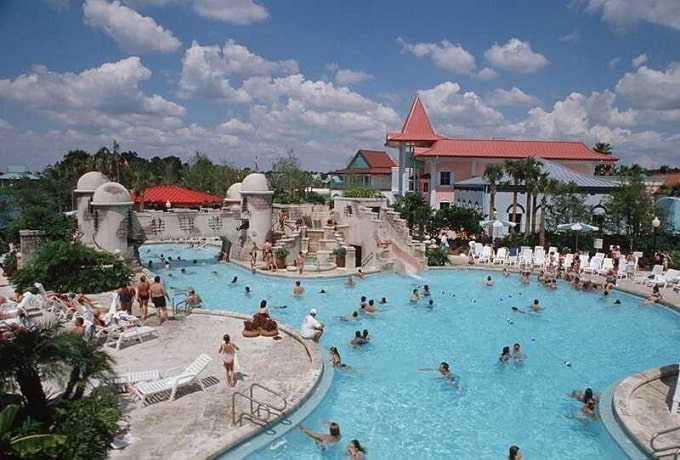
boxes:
[130,353,213,404]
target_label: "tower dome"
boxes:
[226,182,242,200]
[75,171,110,193]
[91,182,133,205]
[240,173,271,194]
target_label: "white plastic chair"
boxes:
[583,257,603,274]
[597,258,614,275]
[478,246,493,264]
[533,248,546,268]
[562,253,574,269]
[519,249,533,268]
[634,265,664,284]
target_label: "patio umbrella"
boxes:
[479,219,516,239]
[556,222,599,250]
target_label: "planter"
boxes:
[260,328,279,337]
[276,257,287,269]
[336,256,346,268]
[243,329,261,338]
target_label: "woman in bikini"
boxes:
[218,334,240,386]
[135,275,151,321]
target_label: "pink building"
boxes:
[385,97,618,209]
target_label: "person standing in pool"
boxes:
[299,421,341,448]
[499,346,512,363]
[149,276,170,325]
[293,280,305,295]
[508,445,523,460]
[420,361,458,385]
[346,439,366,459]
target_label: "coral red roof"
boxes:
[132,185,224,206]
[386,96,443,146]
[416,139,618,161]
[653,173,680,188]
[332,168,393,175]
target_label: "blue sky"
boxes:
[1,0,679,172]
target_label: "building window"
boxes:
[439,171,451,186]
[178,216,195,231]
[422,182,429,193]
[208,215,222,230]
[439,201,450,209]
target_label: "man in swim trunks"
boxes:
[149,276,170,325]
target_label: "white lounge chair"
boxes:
[478,246,493,264]
[671,367,680,413]
[597,258,614,275]
[518,249,533,268]
[493,247,507,265]
[645,269,680,289]
[634,265,664,284]
[533,248,546,268]
[583,257,603,274]
[578,254,590,273]
[132,353,213,404]
[562,253,574,270]
[105,325,157,351]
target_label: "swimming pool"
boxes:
[143,243,678,459]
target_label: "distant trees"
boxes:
[604,174,657,252]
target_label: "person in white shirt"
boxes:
[301,309,324,342]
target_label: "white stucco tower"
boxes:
[239,173,273,246]
[90,181,135,259]
[74,171,110,248]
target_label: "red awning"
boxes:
[132,185,224,206]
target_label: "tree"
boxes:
[268,151,313,199]
[604,174,657,252]
[430,206,483,237]
[504,160,525,233]
[482,164,505,219]
[522,158,543,237]
[11,241,133,293]
[593,143,612,154]
[393,193,432,239]
[545,182,591,230]
[533,173,560,246]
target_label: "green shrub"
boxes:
[11,241,133,293]
[52,395,121,460]
[343,187,382,198]
[426,248,450,266]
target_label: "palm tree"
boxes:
[504,160,526,233]
[483,164,505,220]
[593,143,613,154]
[534,173,560,246]
[522,157,543,237]
[58,336,115,400]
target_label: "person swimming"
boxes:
[231,276,238,283]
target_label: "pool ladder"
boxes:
[232,383,288,428]
[650,424,680,458]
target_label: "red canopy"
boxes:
[132,185,223,206]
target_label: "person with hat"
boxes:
[301,308,324,342]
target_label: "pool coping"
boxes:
[184,309,333,460]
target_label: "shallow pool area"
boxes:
[142,244,680,459]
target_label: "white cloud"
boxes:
[0,118,12,130]
[631,53,648,67]
[486,87,540,107]
[83,0,181,54]
[609,57,621,68]
[616,63,680,110]
[334,69,373,86]
[0,57,185,130]
[178,40,297,101]
[475,67,499,80]
[559,30,581,43]
[583,0,680,32]
[484,38,548,73]
[191,0,268,24]
[417,82,505,127]
[397,38,477,74]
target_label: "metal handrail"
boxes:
[675,446,680,460]
[361,252,375,267]
[650,424,680,452]
[231,383,287,427]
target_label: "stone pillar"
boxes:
[18,230,46,267]
[242,192,273,246]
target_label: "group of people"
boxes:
[571,387,600,419]
[499,343,527,363]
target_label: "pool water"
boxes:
[143,244,679,459]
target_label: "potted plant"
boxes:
[333,246,347,268]
[260,318,279,337]
[242,319,260,338]
[274,248,289,269]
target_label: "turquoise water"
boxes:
[142,244,678,459]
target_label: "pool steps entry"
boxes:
[599,381,647,459]
[651,425,680,457]
[232,383,288,427]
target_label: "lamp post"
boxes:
[652,216,661,250]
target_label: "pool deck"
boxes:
[3,255,680,459]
